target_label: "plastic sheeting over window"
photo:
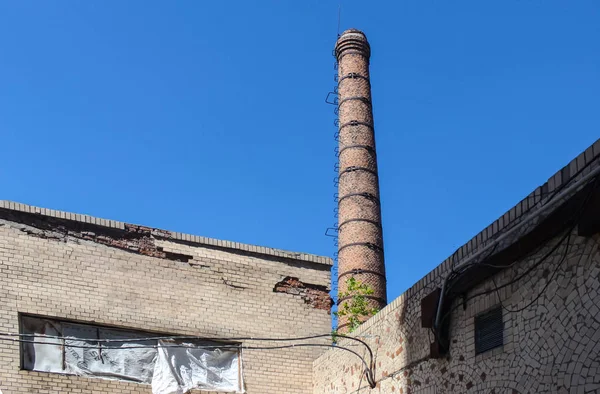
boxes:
[152,340,241,394]
[20,315,243,393]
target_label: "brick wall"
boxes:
[314,141,600,393]
[0,204,332,394]
[314,230,600,393]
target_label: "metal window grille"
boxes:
[474,306,503,354]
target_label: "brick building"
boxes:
[2,27,600,394]
[312,31,600,393]
[315,137,600,393]
[0,202,333,393]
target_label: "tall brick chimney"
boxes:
[335,29,386,332]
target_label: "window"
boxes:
[474,306,503,354]
[20,315,242,393]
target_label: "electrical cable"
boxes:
[444,215,570,323]
[437,218,572,344]
[0,332,377,388]
[444,192,578,281]
[449,176,596,300]
[452,178,594,305]
[434,177,598,350]
[433,164,600,334]
[490,231,576,314]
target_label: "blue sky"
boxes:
[1,1,598,302]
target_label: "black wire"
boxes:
[462,176,595,300]
[445,242,499,292]
[435,177,598,350]
[433,226,571,352]
[0,332,351,345]
[436,242,501,330]
[491,231,573,314]
[463,228,569,297]
[0,332,373,365]
[439,219,573,331]
[0,332,378,388]
[444,169,599,293]
[0,336,376,387]
[456,177,596,303]
[445,203,571,281]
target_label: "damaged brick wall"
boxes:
[0,207,332,394]
[274,276,333,312]
[0,208,194,262]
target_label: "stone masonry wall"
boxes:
[0,205,332,394]
[313,229,600,393]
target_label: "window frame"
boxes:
[474,305,504,355]
[18,313,242,391]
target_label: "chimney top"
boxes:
[335,29,371,61]
[340,28,366,36]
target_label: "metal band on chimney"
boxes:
[338,218,382,230]
[338,96,372,107]
[339,145,376,155]
[337,192,380,204]
[339,120,374,130]
[339,166,379,178]
[339,73,370,83]
[338,269,387,280]
[337,295,387,306]
[334,30,387,333]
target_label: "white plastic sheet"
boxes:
[152,340,241,394]
[21,316,242,393]
[22,317,156,384]
[63,325,156,383]
[21,317,64,374]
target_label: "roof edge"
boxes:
[444,138,600,268]
[0,200,333,267]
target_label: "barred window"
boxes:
[474,306,503,354]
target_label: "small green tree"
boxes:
[334,277,380,333]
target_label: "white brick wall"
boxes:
[0,213,332,394]
[313,231,600,393]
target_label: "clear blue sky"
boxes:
[1,1,598,302]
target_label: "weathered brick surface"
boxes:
[335,29,387,331]
[0,206,332,394]
[314,229,600,393]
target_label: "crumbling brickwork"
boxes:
[274,276,334,311]
[335,29,387,332]
[0,203,332,394]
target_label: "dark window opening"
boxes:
[474,306,503,354]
